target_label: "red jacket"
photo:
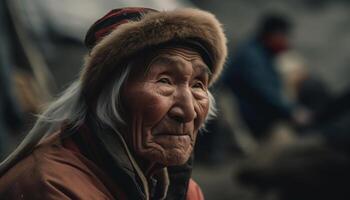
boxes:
[0,129,204,200]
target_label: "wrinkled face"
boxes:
[122,47,210,166]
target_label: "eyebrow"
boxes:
[194,62,212,77]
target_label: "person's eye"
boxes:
[192,81,206,89]
[157,77,172,85]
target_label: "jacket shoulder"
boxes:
[186,179,204,200]
[0,143,113,199]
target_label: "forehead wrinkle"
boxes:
[162,48,202,62]
[151,55,182,68]
[150,54,210,78]
[161,47,211,77]
[150,54,192,74]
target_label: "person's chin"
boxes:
[159,147,192,166]
[139,136,194,166]
[141,146,192,166]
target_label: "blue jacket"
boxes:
[224,39,293,126]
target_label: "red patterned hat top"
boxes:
[84,7,158,49]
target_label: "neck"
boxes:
[134,154,165,179]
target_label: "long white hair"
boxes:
[0,62,217,175]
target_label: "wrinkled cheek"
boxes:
[194,100,210,131]
[141,96,172,127]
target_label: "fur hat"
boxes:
[80,7,227,99]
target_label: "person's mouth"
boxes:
[151,122,193,137]
[154,131,190,136]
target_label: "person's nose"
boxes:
[168,88,197,123]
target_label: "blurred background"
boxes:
[1,0,350,199]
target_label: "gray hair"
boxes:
[0,62,217,174]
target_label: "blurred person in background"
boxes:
[232,34,350,200]
[0,7,227,200]
[223,13,311,141]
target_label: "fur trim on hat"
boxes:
[81,8,227,96]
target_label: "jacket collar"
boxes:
[66,115,194,200]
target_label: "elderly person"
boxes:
[0,7,227,200]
